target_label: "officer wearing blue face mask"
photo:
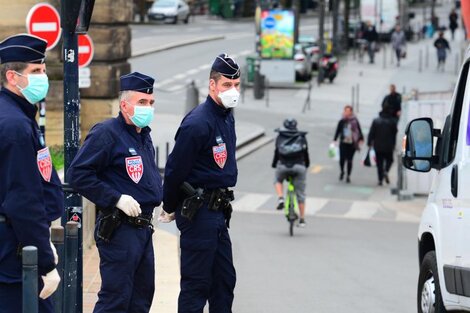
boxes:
[67,72,162,312]
[161,53,240,313]
[0,34,63,313]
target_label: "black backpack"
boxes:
[277,132,307,158]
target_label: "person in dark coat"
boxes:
[272,118,310,226]
[434,31,451,71]
[362,21,379,64]
[381,84,402,122]
[367,111,398,186]
[0,34,63,313]
[67,72,163,312]
[161,54,240,313]
[449,8,459,40]
[334,105,363,183]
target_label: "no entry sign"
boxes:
[78,34,94,68]
[26,3,61,50]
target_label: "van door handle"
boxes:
[451,164,458,197]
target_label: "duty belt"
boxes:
[122,212,153,228]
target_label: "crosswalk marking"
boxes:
[343,201,380,219]
[231,191,420,223]
[232,193,271,212]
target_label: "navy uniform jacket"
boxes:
[163,96,237,213]
[67,113,162,214]
[0,88,63,281]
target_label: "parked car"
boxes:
[294,43,312,81]
[298,36,320,70]
[148,0,190,24]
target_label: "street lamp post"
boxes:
[318,0,325,84]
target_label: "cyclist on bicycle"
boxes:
[271,118,310,227]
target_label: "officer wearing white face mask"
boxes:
[161,53,240,313]
[67,72,162,312]
[0,33,63,313]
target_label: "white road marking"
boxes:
[233,193,271,212]
[343,201,380,220]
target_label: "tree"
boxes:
[343,0,351,49]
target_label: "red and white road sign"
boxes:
[78,34,94,68]
[26,3,61,51]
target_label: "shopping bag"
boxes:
[362,147,376,167]
[328,142,339,161]
[401,49,407,59]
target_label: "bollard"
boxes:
[351,86,355,111]
[356,84,360,113]
[425,46,429,68]
[418,49,423,72]
[185,80,199,114]
[23,246,38,313]
[455,53,460,75]
[382,44,386,69]
[253,71,265,99]
[51,226,65,313]
[265,77,269,107]
[63,222,78,313]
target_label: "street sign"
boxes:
[78,34,94,68]
[26,3,61,50]
[79,67,91,88]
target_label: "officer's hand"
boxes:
[50,240,58,265]
[39,268,60,299]
[158,209,175,223]
[116,195,141,217]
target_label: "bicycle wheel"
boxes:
[288,199,295,237]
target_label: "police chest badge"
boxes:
[125,156,144,184]
[37,147,52,182]
[212,143,227,169]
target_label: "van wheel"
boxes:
[184,14,189,24]
[172,16,178,24]
[418,251,447,313]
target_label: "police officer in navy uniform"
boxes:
[161,54,240,313]
[67,72,162,312]
[0,34,63,313]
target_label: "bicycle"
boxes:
[284,176,300,237]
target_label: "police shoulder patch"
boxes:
[37,147,52,182]
[125,156,144,184]
[212,143,227,169]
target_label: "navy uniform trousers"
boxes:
[176,205,236,313]
[93,218,154,313]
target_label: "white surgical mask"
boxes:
[218,88,240,109]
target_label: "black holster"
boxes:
[208,189,234,228]
[97,210,122,243]
[180,182,204,221]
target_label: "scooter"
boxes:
[319,53,338,83]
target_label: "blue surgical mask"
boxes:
[127,103,154,128]
[15,72,49,104]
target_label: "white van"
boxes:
[403,46,470,312]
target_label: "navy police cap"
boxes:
[211,53,240,79]
[0,33,47,64]
[120,72,155,94]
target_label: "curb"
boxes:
[132,35,225,58]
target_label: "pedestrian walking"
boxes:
[367,110,398,186]
[272,118,310,226]
[449,8,459,40]
[391,25,407,67]
[161,53,240,313]
[67,72,163,312]
[434,31,451,72]
[381,84,402,122]
[0,34,63,313]
[362,21,379,64]
[333,105,363,183]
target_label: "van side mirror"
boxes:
[402,118,434,172]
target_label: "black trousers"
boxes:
[375,151,394,182]
[339,143,356,176]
